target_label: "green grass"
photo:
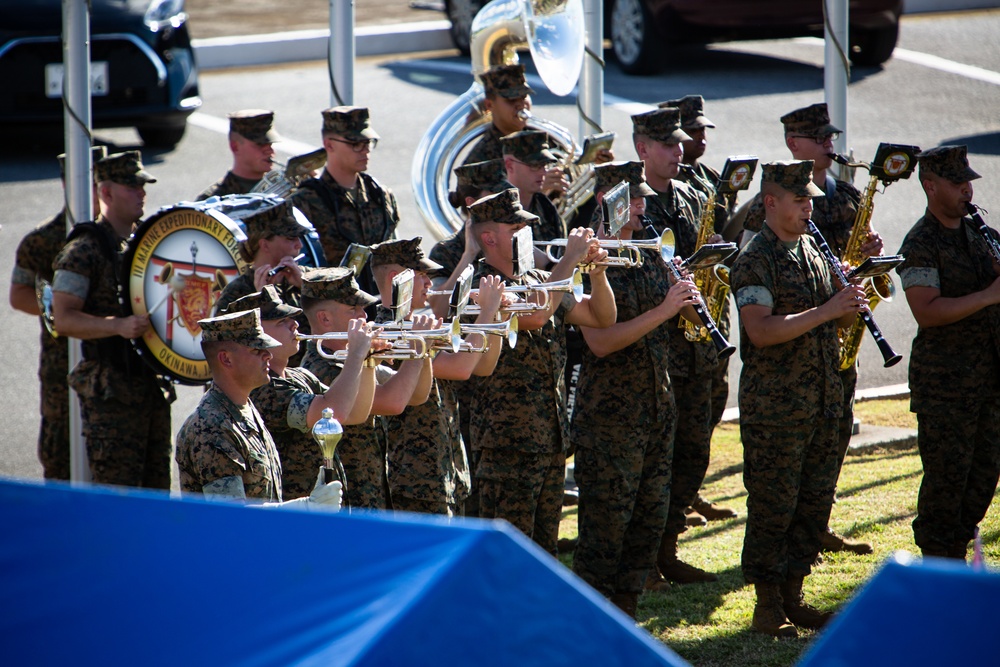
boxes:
[559,399,1000,667]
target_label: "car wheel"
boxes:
[849,23,898,67]
[447,0,484,56]
[137,122,187,149]
[610,0,662,75]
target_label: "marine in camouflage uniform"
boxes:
[370,239,471,516]
[463,64,534,167]
[745,103,872,554]
[195,109,282,201]
[661,94,741,522]
[226,286,356,500]
[52,151,173,489]
[176,309,285,500]
[897,146,1000,560]
[13,210,72,479]
[571,162,682,617]
[10,148,106,479]
[215,200,315,364]
[299,267,393,510]
[429,159,513,517]
[466,188,615,555]
[633,107,720,584]
[290,106,398,297]
[501,130,567,245]
[732,160,863,636]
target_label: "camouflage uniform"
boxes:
[12,210,71,479]
[53,217,172,488]
[644,181,719,539]
[176,384,283,501]
[381,361,469,515]
[744,164,863,464]
[250,366,347,499]
[196,110,282,201]
[302,342,392,510]
[470,262,575,555]
[464,123,506,167]
[675,163,733,428]
[572,246,676,597]
[290,106,397,298]
[215,199,313,363]
[898,147,1000,556]
[732,222,844,583]
[462,64,534,166]
[195,171,259,201]
[368,237,471,516]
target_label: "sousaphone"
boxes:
[411,0,585,239]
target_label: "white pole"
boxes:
[578,0,604,139]
[62,0,94,484]
[824,0,850,180]
[329,0,355,106]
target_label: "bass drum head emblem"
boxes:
[124,203,249,384]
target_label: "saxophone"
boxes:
[682,185,731,343]
[835,169,894,370]
[831,143,920,370]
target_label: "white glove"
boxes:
[307,466,343,513]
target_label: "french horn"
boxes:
[411,0,585,240]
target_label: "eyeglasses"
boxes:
[791,133,840,144]
[330,137,378,152]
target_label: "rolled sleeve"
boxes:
[52,269,90,300]
[899,266,939,290]
[737,285,774,309]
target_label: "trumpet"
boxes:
[460,316,519,350]
[534,229,673,269]
[446,270,585,315]
[297,320,461,361]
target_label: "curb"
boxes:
[193,20,452,70]
[190,2,999,71]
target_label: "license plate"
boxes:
[45,61,109,98]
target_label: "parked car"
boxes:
[444,0,902,76]
[0,0,201,148]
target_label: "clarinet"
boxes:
[806,220,902,368]
[646,222,736,360]
[966,203,1000,264]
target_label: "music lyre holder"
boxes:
[390,269,414,325]
[847,255,905,281]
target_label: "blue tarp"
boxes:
[798,552,1000,666]
[0,478,688,667]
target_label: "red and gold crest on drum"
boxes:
[125,202,249,384]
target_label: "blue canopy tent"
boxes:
[798,551,1000,666]
[0,479,688,666]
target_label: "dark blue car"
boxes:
[0,0,201,148]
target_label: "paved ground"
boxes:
[185,0,441,39]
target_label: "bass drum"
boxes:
[123,194,326,385]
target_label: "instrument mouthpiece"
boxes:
[517,109,532,121]
[827,152,850,166]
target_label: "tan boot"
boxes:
[819,527,873,555]
[643,569,672,592]
[780,574,833,629]
[692,494,738,521]
[657,535,718,584]
[610,592,639,619]
[751,583,798,638]
[684,507,708,527]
